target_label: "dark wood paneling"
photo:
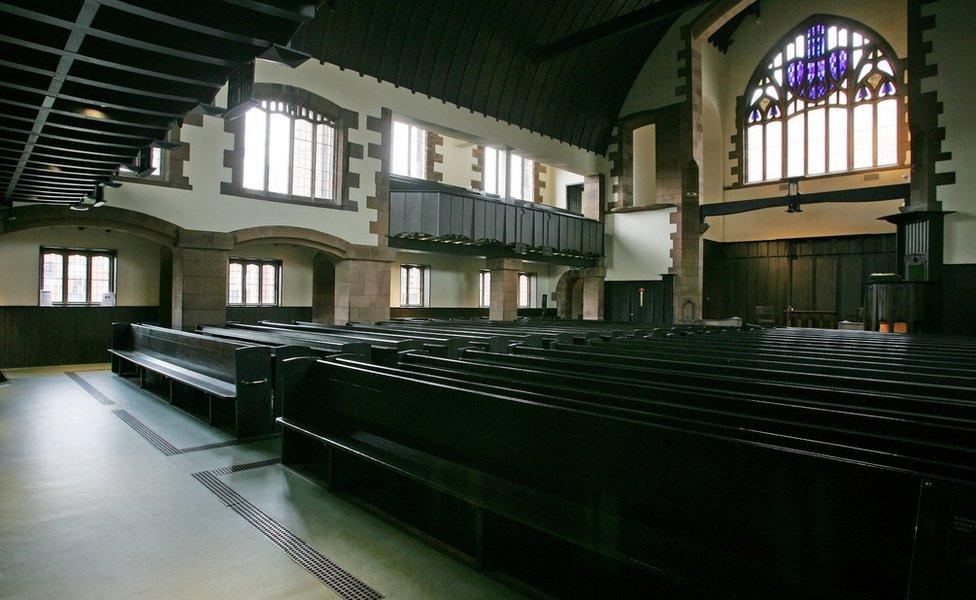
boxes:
[0,306,160,368]
[388,307,556,320]
[943,264,976,336]
[604,278,673,324]
[704,234,896,326]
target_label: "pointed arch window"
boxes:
[743,18,903,184]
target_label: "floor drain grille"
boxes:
[66,372,115,405]
[193,462,384,600]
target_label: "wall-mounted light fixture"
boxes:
[785,178,803,213]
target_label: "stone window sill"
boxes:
[219,182,358,211]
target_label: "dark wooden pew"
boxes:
[227,322,422,366]
[276,353,976,599]
[109,323,273,438]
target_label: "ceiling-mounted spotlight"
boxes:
[259,44,313,68]
[69,202,91,212]
[88,186,106,208]
[119,163,155,178]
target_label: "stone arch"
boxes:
[554,269,582,319]
[230,225,350,261]
[0,204,180,247]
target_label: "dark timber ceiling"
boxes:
[292,0,706,154]
[0,0,319,206]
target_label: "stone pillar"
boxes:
[171,230,233,331]
[580,266,606,321]
[312,253,336,324]
[334,246,396,325]
[582,174,605,221]
[487,257,522,321]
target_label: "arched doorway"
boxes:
[554,269,583,319]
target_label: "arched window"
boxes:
[743,18,903,184]
[242,99,338,201]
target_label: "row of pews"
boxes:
[108,318,976,599]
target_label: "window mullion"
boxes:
[264,110,271,192]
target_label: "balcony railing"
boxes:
[388,176,603,260]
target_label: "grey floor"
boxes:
[0,365,527,600]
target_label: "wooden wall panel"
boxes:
[225,306,313,325]
[0,306,160,368]
[942,264,976,336]
[704,234,896,326]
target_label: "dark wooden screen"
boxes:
[704,234,896,326]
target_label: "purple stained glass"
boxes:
[881,81,895,96]
[749,109,761,123]
[786,23,849,102]
[769,105,781,118]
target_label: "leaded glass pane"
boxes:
[66,254,88,303]
[89,255,111,304]
[228,263,243,305]
[243,107,267,191]
[42,253,63,303]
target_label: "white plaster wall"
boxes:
[605,210,676,281]
[390,251,567,308]
[438,134,477,189]
[620,8,707,115]
[541,167,585,209]
[0,227,161,306]
[708,199,901,243]
[107,58,608,249]
[929,0,976,264]
[230,243,315,307]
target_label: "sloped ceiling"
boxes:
[292,0,705,154]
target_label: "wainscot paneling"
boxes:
[604,278,674,324]
[942,264,976,336]
[225,306,313,325]
[389,307,556,320]
[0,306,160,368]
[704,234,896,326]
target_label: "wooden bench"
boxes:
[109,323,273,438]
[276,352,976,599]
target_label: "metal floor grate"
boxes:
[65,372,115,405]
[112,409,181,456]
[67,372,277,455]
[193,462,384,600]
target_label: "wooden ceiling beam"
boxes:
[530,0,707,63]
[218,0,318,23]
[2,0,100,203]
[0,35,225,88]
[91,0,274,48]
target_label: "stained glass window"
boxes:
[743,19,902,183]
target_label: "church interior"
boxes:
[1,1,974,598]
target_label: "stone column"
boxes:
[580,266,606,321]
[334,246,396,325]
[582,174,604,221]
[171,230,233,331]
[312,253,336,324]
[487,257,522,321]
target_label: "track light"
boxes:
[85,186,107,208]
[119,163,155,178]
